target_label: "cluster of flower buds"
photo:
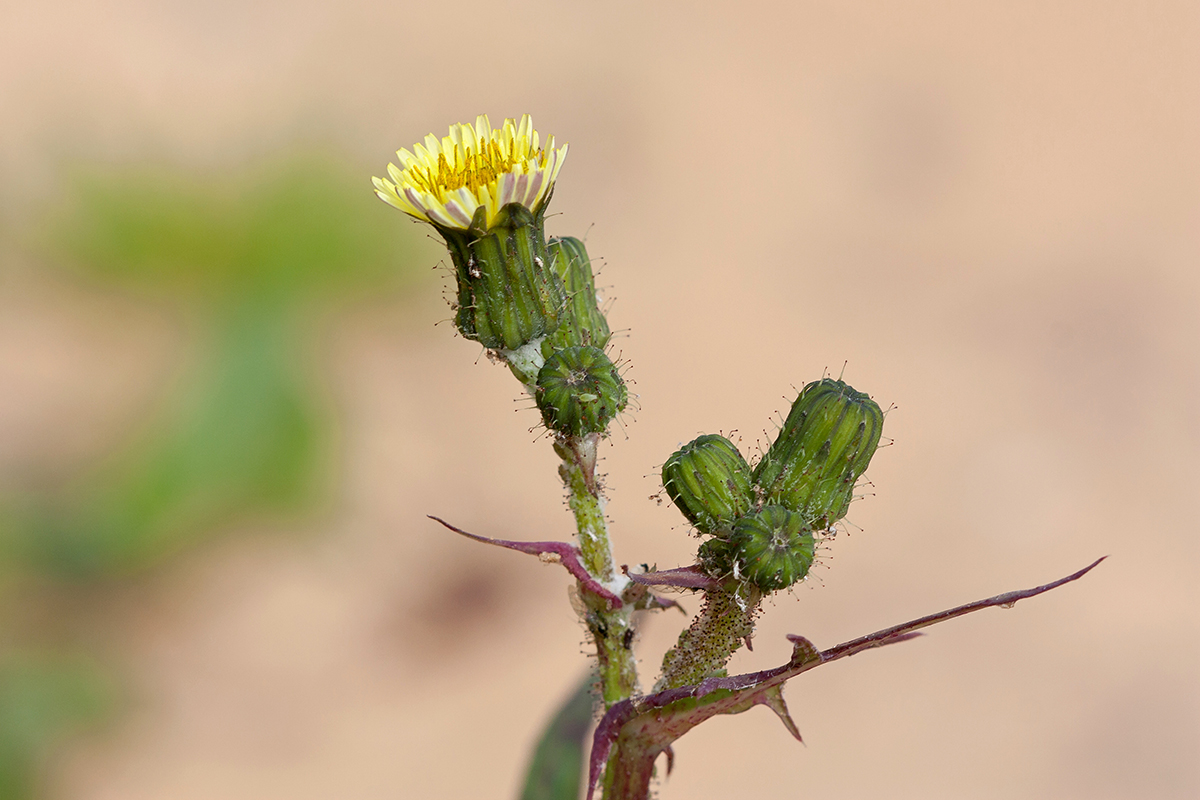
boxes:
[663,378,883,592]
[374,116,626,439]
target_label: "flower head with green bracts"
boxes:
[372,114,568,230]
[374,115,571,353]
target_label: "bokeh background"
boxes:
[1,1,1197,798]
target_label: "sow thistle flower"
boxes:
[373,114,567,231]
[374,115,569,353]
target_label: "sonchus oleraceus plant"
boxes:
[373,115,1101,800]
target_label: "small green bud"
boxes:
[662,434,754,534]
[753,378,883,529]
[729,505,815,591]
[535,346,627,437]
[438,202,566,351]
[545,236,611,351]
[697,536,736,578]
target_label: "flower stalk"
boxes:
[557,434,639,706]
[655,581,762,691]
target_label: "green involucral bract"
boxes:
[436,201,566,351]
[545,236,611,351]
[730,505,815,591]
[536,346,627,437]
[662,434,754,534]
[752,378,883,529]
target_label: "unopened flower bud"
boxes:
[662,434,754,534]
[535,346,627,437]
[697,536,736,578]
[752,378,883,529]
[545,236,610,351]
[729,505,815,591]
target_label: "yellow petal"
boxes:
[373,115,567,230]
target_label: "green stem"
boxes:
[600,731,660,800]
[556,434,639,707]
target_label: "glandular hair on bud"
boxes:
[535,346,627,437]
[545,236,611,351]
[752,378,883,530]
[729,505,815,592]
[437,202,566,351]
[662,434,754,535]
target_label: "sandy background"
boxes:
[1,1,1198,798]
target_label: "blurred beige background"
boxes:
[1,0,1198,798]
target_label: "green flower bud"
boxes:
[752,378,883,529]
[545,236,611,351]
[535,346,627,437]
[729,505,815,591]
[437,202,566,351]
[662,434,754,534]
[697,536,736,578]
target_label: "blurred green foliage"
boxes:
[520,673,594,800]
[0,653,113,799]
[54,154,412,299]
[11,151,424,578]
[17,301,325,577]
[0,151,426,798]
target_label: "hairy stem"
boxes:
[557,434,639,706]
[655,583,763,691]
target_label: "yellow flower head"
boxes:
[373,114,567,230]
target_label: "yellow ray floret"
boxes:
[373,114,568,230]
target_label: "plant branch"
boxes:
[587,557,1105,800]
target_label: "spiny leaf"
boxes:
[756,685,802,743]
[429,516,624,609]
